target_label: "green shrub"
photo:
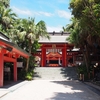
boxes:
[25,69,34,80]
[18,68,34,80]
[77,64,89,81]
[77,64,87,74]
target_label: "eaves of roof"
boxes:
[0,38,31,58]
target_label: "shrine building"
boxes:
[0,32,30,87]
[34,32,80,67]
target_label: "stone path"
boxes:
[0,80,100,100]
[0,67,100,100]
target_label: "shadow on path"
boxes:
[50,80,100,100]
[60,67,78,80]
[1,80,27,89]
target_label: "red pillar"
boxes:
[0,49,4,87]
[41,47,43,67]
[65,47,67,67]
[43,48,46,66]
[66,45,68,67]
[41,47,44,67]
[41,48,46,67]
[14,60,17,81]
[62,48,65,67]
[62,44,67,67]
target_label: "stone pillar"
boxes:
[47,57,49,64]
[58,57,61,65]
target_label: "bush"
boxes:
[77,64,88,81]
[18,68,34,80]
[25,70,34,80]
[77,64,87,74]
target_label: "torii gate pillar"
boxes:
[62,44,67,67]
[41,47,46,67]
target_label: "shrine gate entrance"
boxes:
[34,32,78,67]
[41,43,73,67]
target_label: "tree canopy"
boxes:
[65,0,100,72]
[0,0,50,72]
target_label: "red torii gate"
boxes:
[41,43,73,67]
[0,33,30,87]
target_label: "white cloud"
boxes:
[11,6,53,17]
[12,6,33,16]
[39,11,54,17]
[57,10,71,19]
[47,26,63,32]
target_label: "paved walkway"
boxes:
[0,80,100,100]
[0,67,100,100]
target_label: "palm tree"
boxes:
[0,0,10,8]
[0,5,17,32]
[17,18,50,71]
[36,20,50,39]
[62,26,67,32]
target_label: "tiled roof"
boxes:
[0,32,10,42]
[0,32,30,56]
[39,32,70,43]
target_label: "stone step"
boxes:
[33,67,78,80]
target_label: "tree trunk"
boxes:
[83,52,89,72]
[25,58,29,72]
[25,42,31,71]
[83,44,90,73]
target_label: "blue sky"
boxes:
[10,0,72,32]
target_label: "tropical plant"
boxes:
[0,5,17,32]
[15,18,50,71]
[0,0,50,79]
[0,0,10,8]
[65,0,100,73]
[36,20,50,39]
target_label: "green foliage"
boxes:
[0,0,49,80]
[0,2,17,37]
[18,56,36,80]
[77,64,87,74]
[77,64,89,80]
[69,0,100,36]
[28,56,36,68]
[25,69,34,80]
[17,69,26,80]
[18,68,34,80]
[0,0,10,8]
[32,40,41,52]
[65,0,100,73]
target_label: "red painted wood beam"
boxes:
[4,56,16,62]
[12,48,29,58]
[0,42,29,58]
[42,45,65,48]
